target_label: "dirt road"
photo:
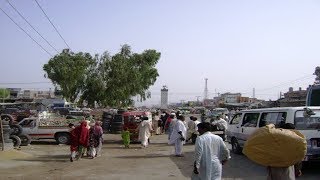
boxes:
[1,134,195,180]
[1,133,319,180]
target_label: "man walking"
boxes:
[169,115,187,157]
[193,122,230,180]
[137,116,153,148]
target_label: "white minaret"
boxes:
[204,78,208,100]
[161,85,168,109]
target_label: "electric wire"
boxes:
[34,0,71,50]
[0,82,52,85]
[6,0,59,53]
[0,6,53,57]
[255,74,313,92]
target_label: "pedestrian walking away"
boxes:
[267,123,300,180]
[77,120,90,160]
[88,121,103,158]
[193,122,230,180]
[136,116,153,148]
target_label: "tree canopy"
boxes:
[43,49,94,102]
[314,66,320,85]
[0,88,10,100]
[43,45,161,107]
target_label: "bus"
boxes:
[306,85,320,106]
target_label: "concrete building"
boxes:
[160,86,168,109]
[278,87,307,107]
[220,92,242,103]
[18,89,54,99]
[7,88,21,98]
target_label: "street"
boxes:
[0,133,319,180]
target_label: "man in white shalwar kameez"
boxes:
[137,116,153,148]
[193,122,230,180]
[168,115,187,157]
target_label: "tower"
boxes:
[204,78,208,100]
[253,88,255,99]
[160,85,168,109]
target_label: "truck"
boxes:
[17,117,74,144]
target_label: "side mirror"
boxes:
[303,108,315,118]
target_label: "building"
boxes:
[160,86,168,109]
[220,93,241,103]
[7,88,21,98]
[18,89,54,99]
[278,87,307,107]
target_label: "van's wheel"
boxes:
[55,133,70,144]
[10,124,23,136]
[19,134,32,146]
[10,135,21,147]
[231,138,242,154]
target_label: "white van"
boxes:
[226,106,320,162]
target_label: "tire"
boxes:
[10,135,21,147]
[10,124,23,136]
[1,114,13,122]
[18,134,32,146]
[55,133,70,144]
[231,138,242,154]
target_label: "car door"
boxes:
[19,118,38,139]
[226,113,242,142]
[238,112,260,145]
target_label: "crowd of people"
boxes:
[69,120,103,162]
[66,110,303,180]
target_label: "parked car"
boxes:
[18,117,72,144]
[226,106,320,163]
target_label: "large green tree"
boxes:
[44,45,161,107]
[43,49,95,102]
[81,45,161,107]
[314,66,320,85]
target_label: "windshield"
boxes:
[295,110,320,130]
[310,89,320,106]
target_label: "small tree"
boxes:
[0,88,10,102]
[314,66,320,85]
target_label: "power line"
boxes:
[0,82,52,85]
[255,75,313,92]
[0,6,53,57]
[34,0,71,50]
[6,0,59,54]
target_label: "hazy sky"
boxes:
[1,0,319,106]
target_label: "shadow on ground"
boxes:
[14,154,70,163]
[169,151,194,178]
[168,149,267,179]
[114,153,172,159]
[30,141,58,145]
